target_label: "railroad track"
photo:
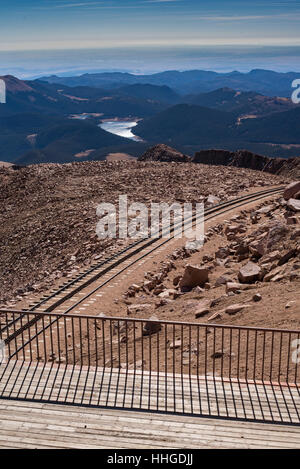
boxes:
[1,185,284,350]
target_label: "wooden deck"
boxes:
[0,399,300,449]
[0,361,299,448]
[0,361,299,424]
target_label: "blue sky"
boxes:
[1,0,300,51]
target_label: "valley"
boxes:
[1,70,300,166]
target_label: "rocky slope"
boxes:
[0,160,286,305]
[122,181,300,331]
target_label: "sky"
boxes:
[1,0,300,51]
[0,0,300,76]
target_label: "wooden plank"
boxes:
[1,367,298,407]
[0,399,300,449]
[1,361,299,424]
[1,412,299,447]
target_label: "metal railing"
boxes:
[0,310,299,423]
[1,310,299,385]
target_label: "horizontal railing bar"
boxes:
[1,309,300,335]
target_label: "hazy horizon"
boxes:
[1,1,300,78]
[1,45,300,80]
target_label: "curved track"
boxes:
[1,185,284,345]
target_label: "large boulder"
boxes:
[194,300,210,318]
[266,222,289,249]
[127,304,152,315]
[206,194,220,207]
[215,246,230,259]
[143,315,162,336]
[263,266,285,282]
[259,250,280,264]
[215,274,233,287]
[249,238,266,258]
[225,304,251,315]
[287,198,300,212]
[226,282,256,293]
[224,223,246,235]
[283,181,300,200]
[256,205,273,214]
[238,261,262,283]
[158,288,179,299]
[179,265,209,288]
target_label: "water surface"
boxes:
[99,120,142,141]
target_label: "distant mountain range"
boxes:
[0,75,170,119]
[135,103,300,149]
[40,69,300,97]
[0,72,300,165]
[136,104,235,145]
[183,87,295,117]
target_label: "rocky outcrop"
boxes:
[138,144,190,163]
[284,182,300,200]
[0,75,34,93]
[193,149,300,177]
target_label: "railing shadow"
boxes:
[0,311,299,425]
[0,361,299,425]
